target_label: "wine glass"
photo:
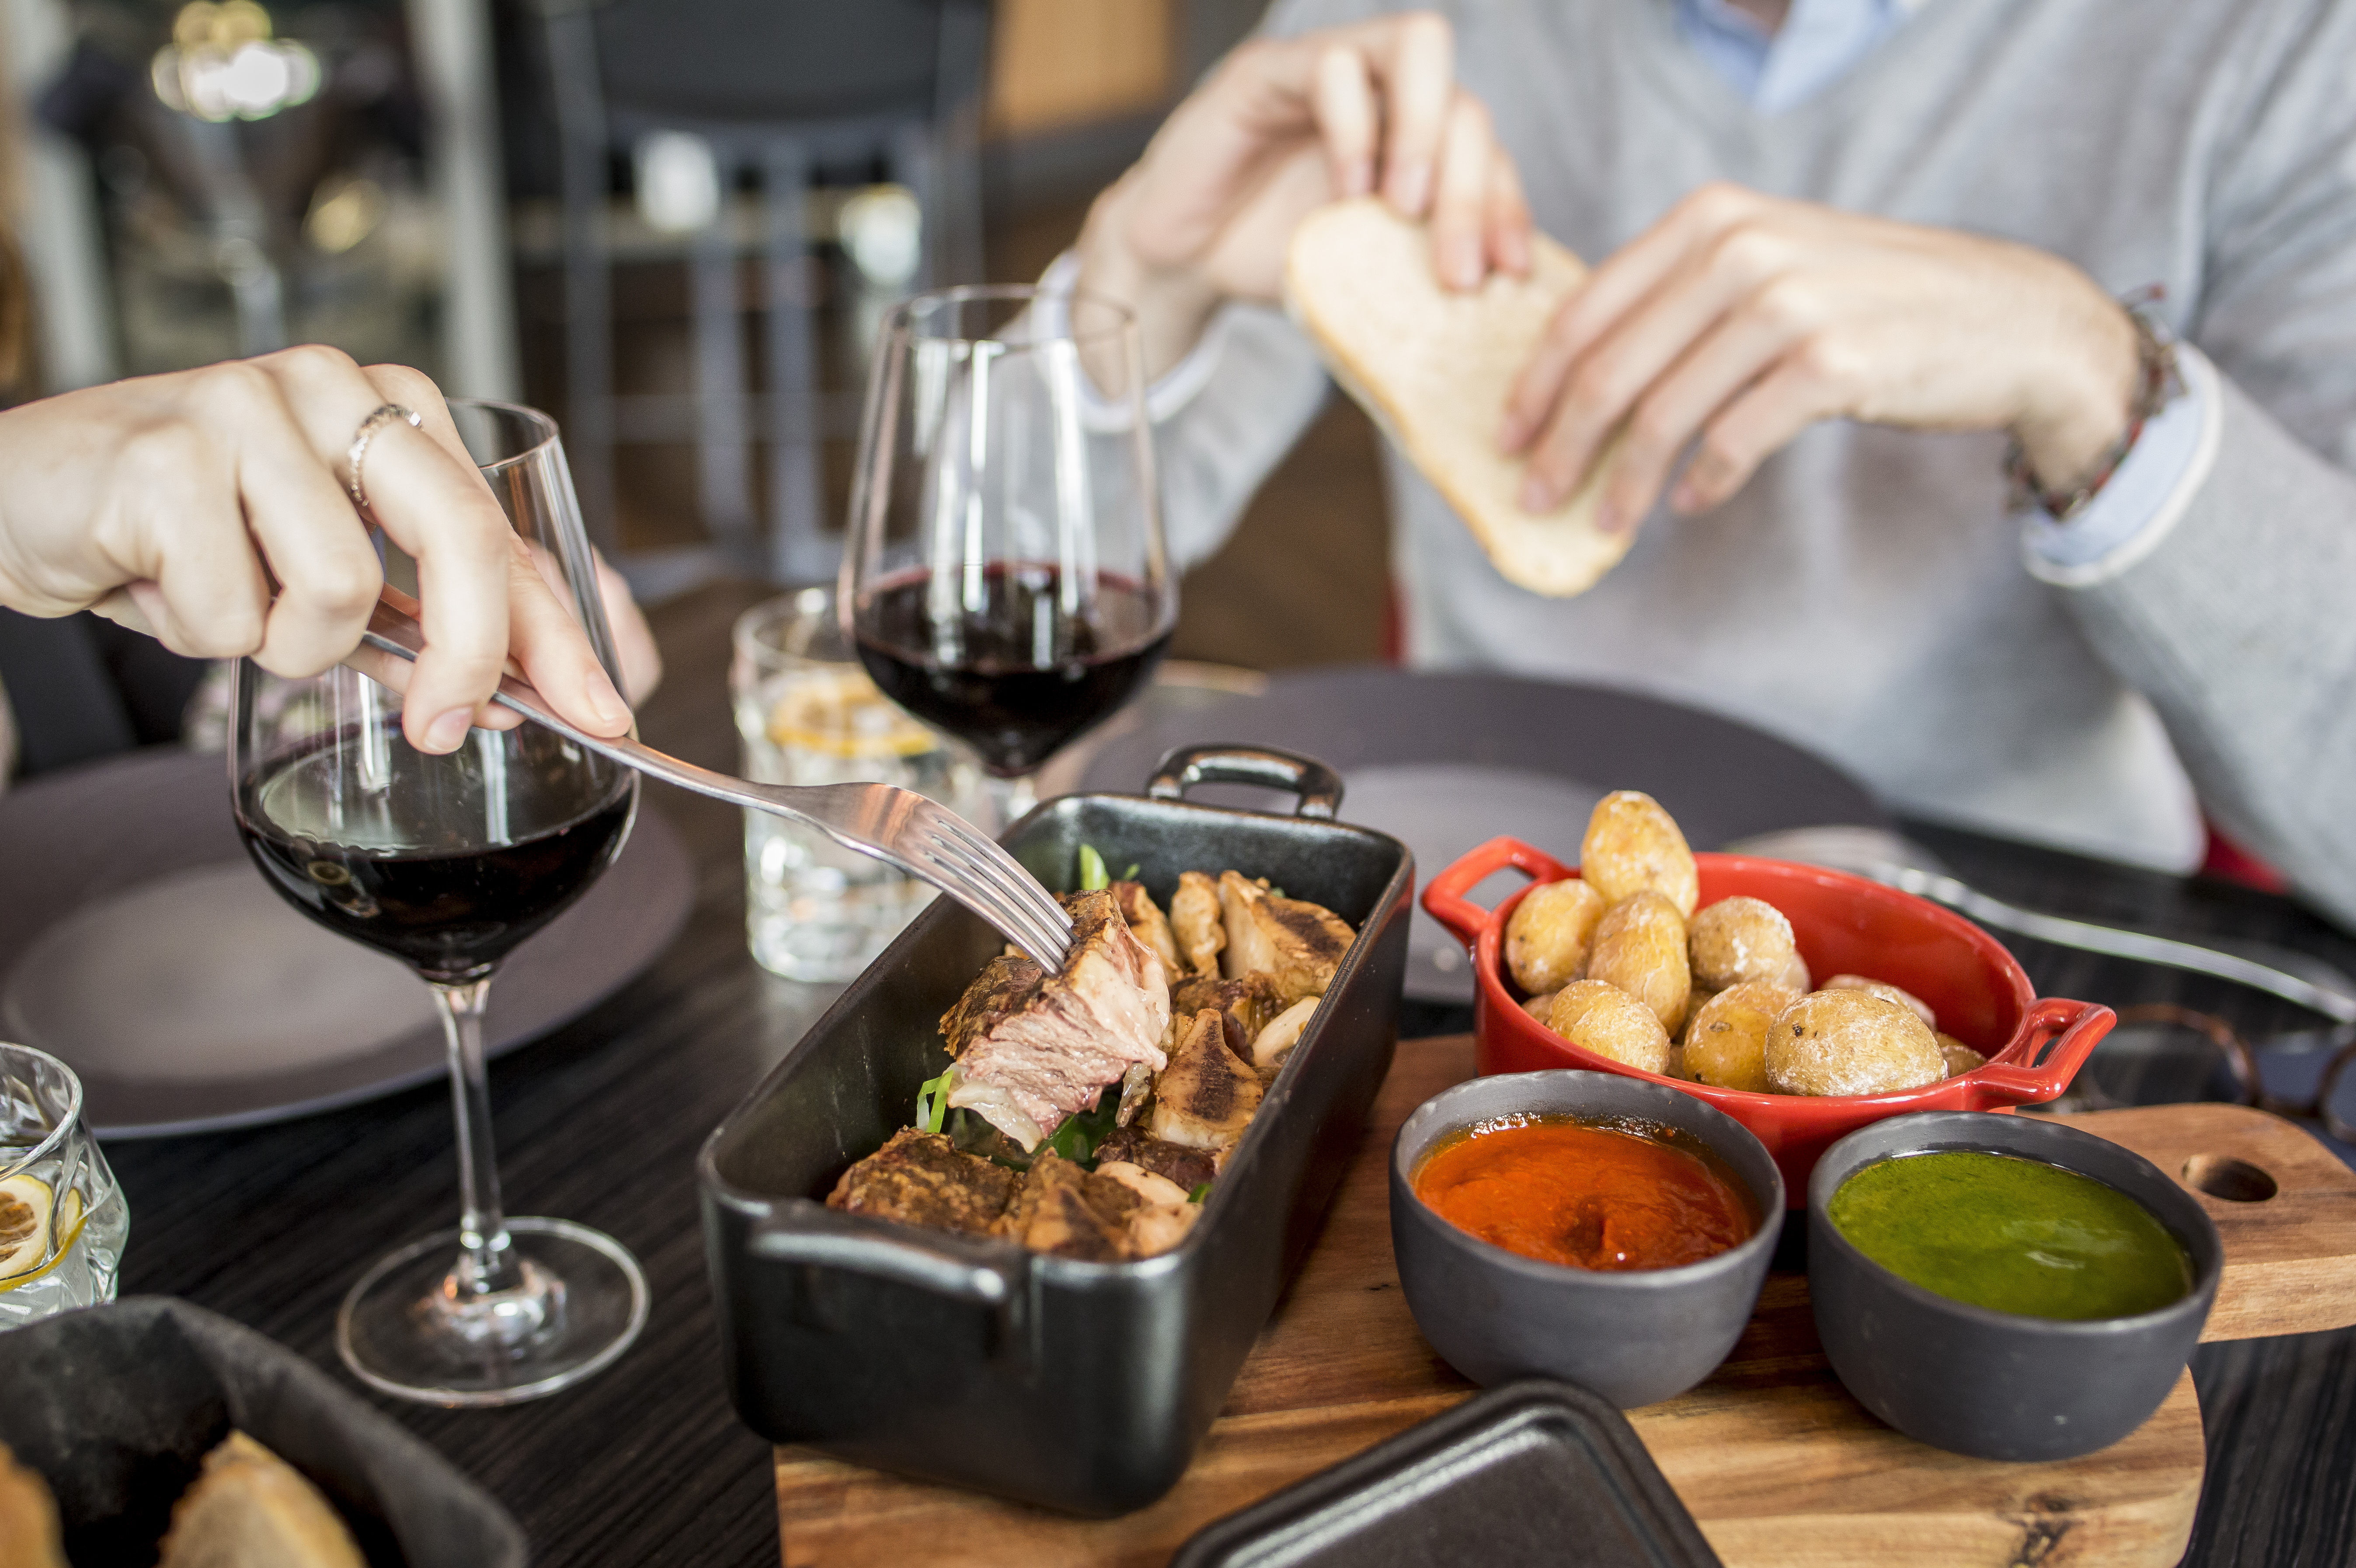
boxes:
[229,400,645,1406]
[842,285,1175,825]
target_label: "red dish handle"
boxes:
[1970,998,2116,1106]
[1421,837,1576,946]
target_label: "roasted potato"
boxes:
[1775,950,1813,993]
[1522,990,1560,1023]
[1681,987,1719,1041]
[1824,973,1937,1029]
[1583,892,1692,1035]
[1689,896,1799,991]
[1545,980,1672,1074]
[1506,878,1607,995]
[1765,990,1943,1097]
[1580,791,1698,917]
[1682,980,1800,1093]
[1936,1033,1987,1078]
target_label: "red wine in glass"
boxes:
[237,734,633,983]
[854,563,1171,778]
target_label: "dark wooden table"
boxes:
[109,582,2356,1566]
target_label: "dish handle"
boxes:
[1148,744,1345,819]
[1968,998,2116,1107]
[748,1218,1028,1358]
[1421,836,1574,948]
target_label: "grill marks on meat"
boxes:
[1218,872,1355,1004]
[1095,1126,1220,1193]
[995,1151,1143,1261]
[1150,1008,1263,1151]
[826,1128,1017,1236]
[1171,972,1286,1059]
[941,888,1171,1152]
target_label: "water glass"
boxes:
[733,588,982,981]
[0,1043,126,1328]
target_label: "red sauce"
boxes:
[1413,1116,1754,1271]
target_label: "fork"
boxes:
[355,596,1073,969]
[1726,824,2356,1025]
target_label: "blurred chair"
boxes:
[539,0,989,591]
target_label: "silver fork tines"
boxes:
[357,597,1074,970]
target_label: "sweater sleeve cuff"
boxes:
[1036,250,1234,428]
[2020,341,2222,589]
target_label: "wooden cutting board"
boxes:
[773,1037,2356,1568]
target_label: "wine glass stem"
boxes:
[432,978,520,1298]
[985,773,1039,831]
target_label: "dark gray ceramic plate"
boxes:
[0,1296,522,1566]
[0,748,694,1137]
[1078,668,1888,1001]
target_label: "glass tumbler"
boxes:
[732,587,983,981]
[0,1043,126,1328]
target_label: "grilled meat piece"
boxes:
[1170,972,1287,1058]
[1111,881,1185,981]
[826,1127,1018,1237]
[1096,1160,1201,1256]
[994,1151,1141,1261]
[1150,1008,1264,1151]
[1171,871,1225,977]
[940,889,1172,1152]
[1094,1126,1221,1193]
[1218,872,1355,1004]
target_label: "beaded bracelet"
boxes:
[2003,292,2185,523]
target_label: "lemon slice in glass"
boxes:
[0,1174,56,1279]
[766,670,937,760]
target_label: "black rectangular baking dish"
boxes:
[699,745,1412,1516]
[1171,1380,1722,1568]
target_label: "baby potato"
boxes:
[1681,980,1800,1093]
[1765,991,1944,1097]
[1776,950,1813,993]
[1584,892,1692,1035]
[1937,1033,1987,1078]
[1580,791,1699,917]
[1681,987,1719,1042]
[1546,980,1672,1074]
[1688,897,1798,991]
[1522,990,1560,1024]
[1506,879,1608,995]
[1824,973,1937,1030]
[1665,1045,1688,1081]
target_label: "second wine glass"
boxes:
[842,285,1175,824]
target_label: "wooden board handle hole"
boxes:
[2182,1153,2279,1203]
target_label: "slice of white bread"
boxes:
[0,1443,66,1568]
[157,1432,365,1568]
[1285,196,1632,598]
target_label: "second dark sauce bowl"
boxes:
[1808,1111,2223,1461]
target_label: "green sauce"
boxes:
[1829,1151,2192,1321]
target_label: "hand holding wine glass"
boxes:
[843,286,1176,823]
[0,345,633,751]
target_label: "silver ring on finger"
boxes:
[345,403,423,522]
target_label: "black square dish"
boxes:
[0,1296,525,1567]
[1171,1380,1722,1568]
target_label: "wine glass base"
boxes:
[335,1216,648,1408]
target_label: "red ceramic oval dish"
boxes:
[1422,838,2116,1205]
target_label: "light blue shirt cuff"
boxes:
[2021,342,2222,588]
[1035,250,1232,428]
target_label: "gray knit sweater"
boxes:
[1147,0,2356,928]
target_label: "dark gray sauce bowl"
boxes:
[1808,1112,2222,1462]
[1389,1071,1784,1408]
